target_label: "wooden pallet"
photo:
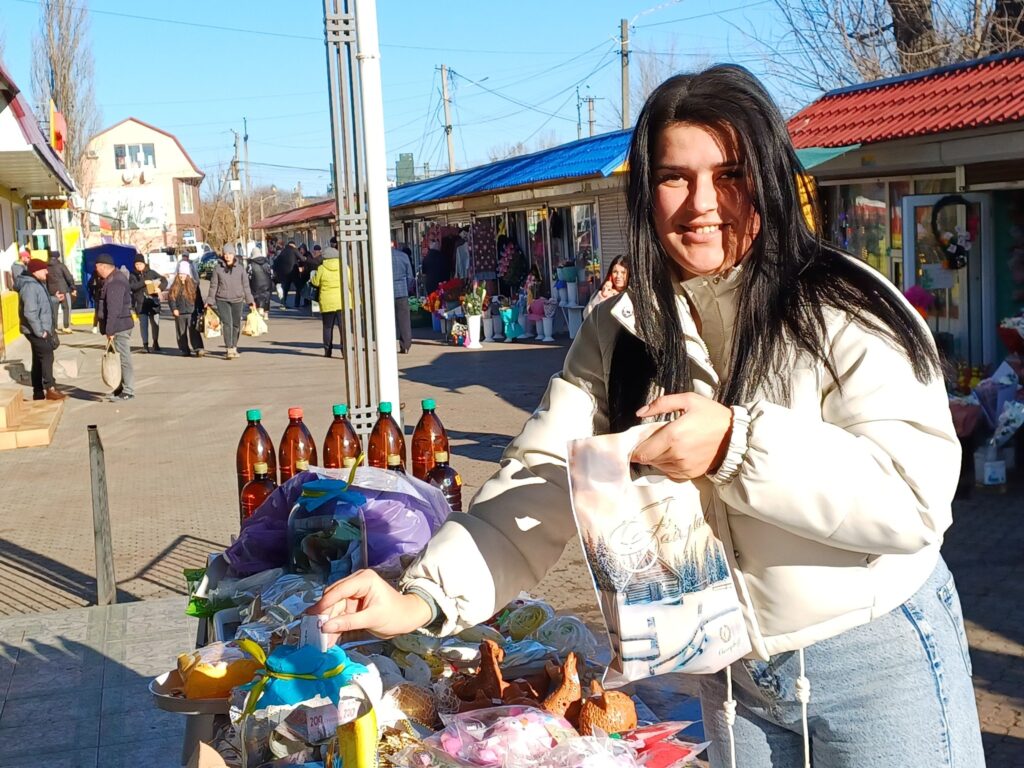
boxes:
[0,388,64,451]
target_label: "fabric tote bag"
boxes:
[568,424,750,687]
[100,340,121,391]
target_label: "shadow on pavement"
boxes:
[0,539,135,614]
[0,605,190,767]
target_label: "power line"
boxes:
[449,69,580,124]
[633,0,773,28]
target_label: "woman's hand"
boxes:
[308,569,433,638]
[632,393,733,480]
[599,280,615,299]
[172,309,179,317]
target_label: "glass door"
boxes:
[901,193,994,366]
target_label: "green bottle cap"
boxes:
[422,398,436,411]
[246,409,261,421]
[333,404,348,416]
[379,401,392,414]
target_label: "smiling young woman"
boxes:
[310,66,984,768]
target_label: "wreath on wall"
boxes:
[930,195,972,270]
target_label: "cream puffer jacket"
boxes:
[401,261,960,659]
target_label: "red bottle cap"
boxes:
[288,407,303,420]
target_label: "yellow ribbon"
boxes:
[237,639,349,717]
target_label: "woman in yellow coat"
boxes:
[310,246,352,357]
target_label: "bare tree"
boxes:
[31,0,100,192]
[762,0,1024,100]
[486,141,528,162]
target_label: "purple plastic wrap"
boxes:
[223,467,449,577]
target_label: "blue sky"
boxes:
[0,0,806,198]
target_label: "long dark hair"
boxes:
[602,255,629,287]
[612,65,939,428]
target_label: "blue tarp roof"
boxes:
[388,130,632,210]
[387,129,856,210]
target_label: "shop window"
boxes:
[913,178,955,195]
[572,203,600,279]
[179,182,194,214]
[832,182,889,278]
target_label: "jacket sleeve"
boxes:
[207,268,220,302]
[716,317,960,556]
[63,264,76,289]
[400,310,610,634]
[243,273,254,305]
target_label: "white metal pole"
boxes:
[353,0,400,417]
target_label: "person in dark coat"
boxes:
[128,255,167,352]
[45,251,77,334]
[167,262,206,357]
[273,242,300,308]
[247,246,274,318]
[422,240,448,294]
[294,244,311,308]
[16,259,65,401]
[95,255,135,401]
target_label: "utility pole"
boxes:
[576,86,582,140]
[440,64,455,173]
[620,18,630,130]
[230,130,241,249]
[587,97,596,137]
[243,117,252,252]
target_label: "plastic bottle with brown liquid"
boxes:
[237,409,277,495]
[280,407,318,482]
[427,451,462,511]
[323,404,362,469]
[239,462,277,524]
[411,398,449,480]
[368,402,405,470]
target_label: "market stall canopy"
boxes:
[81,243,139,283]
[389,129,860,211]
[788,49,1024,149]
[0,59,75,196]
[388,130,633,210]
[253,198,337,230]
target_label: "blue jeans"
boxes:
[701,557,985,767]
[112,330,134,396]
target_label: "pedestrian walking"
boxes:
[167,262,206,357]
[208,244,255,359]
[295,244,311,308]
[391,245,414,353]
[129,255,166,352]
[45,251,77,334]
[177,252,199,282]
[309,66,985,768]
[247,246,273,319]
[10,245,31,283]
[310,243,349,358]
[421,239,446,294]
[273,242,300,308]
[87,269,104,334]
[16,259,65,401]
[94,255,135,401]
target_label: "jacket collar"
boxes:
[608,266,744,383]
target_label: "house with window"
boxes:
[81,117,204,252]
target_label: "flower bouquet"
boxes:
[439,278,467,306]
[998,315,1024,355]
[497,241,527,292]
[462,281,487,316]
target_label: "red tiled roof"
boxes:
[788,50,1024,149]
[253,199,337,230]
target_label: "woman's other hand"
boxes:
[308,569,433,638]
[633,393,733,480]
